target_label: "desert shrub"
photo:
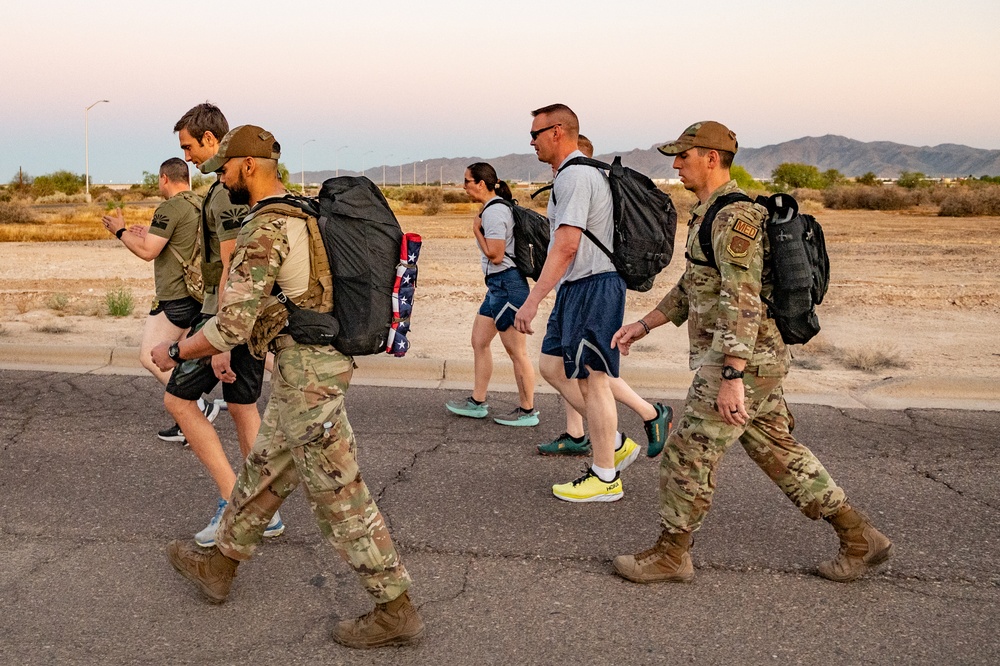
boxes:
[35,192,88,205]
[48,293,70,311]
[105,287,135,317]
[422,189,443,215]
[0,201,38,224]
[822,185,917,210]
[33,323,72,334]
[838,344,909,373]
[442,189,471,204]
[938,186,1000,216]
[856,172,881,186]
[897,171,931,189]
[789,188,824,204]
[32,170,85,197]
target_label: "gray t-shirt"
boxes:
[546,150,615,283]
[480,197,517,275]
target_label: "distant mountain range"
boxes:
[304,135,1000,184]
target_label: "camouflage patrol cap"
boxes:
[657,121,738,156]
[200,125,281,174]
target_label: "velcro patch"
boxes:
[733,219,758,239]
[727,236,751,258]
[150,213,168,230]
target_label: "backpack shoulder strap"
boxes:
[691,192,754,270]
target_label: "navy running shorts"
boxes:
[541,271,625,380]
[165,315,265,404]
[150,296,202,329]
[478,267,529,332]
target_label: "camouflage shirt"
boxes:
[654,179,789,375]
[201,201,339,362]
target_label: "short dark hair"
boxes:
[159,157,189,183]
[530,103,580,137]
[696,147,735,169]
[173,102,229,145]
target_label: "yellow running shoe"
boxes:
[613,434,640,472]
[552,468,623,503]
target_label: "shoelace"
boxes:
[570,468,596,486]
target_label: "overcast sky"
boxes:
[2,0,997,183]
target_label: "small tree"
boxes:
[32,170,86,197]
[278,162,291,186]
[897,171,929,189]
[731,165,763,190]
[141,171,160,190]
[771,162,823,190]
[856,172,881,186]
[820,169,845,188]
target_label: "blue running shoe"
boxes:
[446,397,489,419]
[194,498,227,547]
[493,407,539,427]
[264,511,285,538]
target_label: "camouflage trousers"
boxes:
[659,365,846,534]
[215,343,412,603]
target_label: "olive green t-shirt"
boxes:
[148,190,202,302]
[200,181,249,314]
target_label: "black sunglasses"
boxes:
[530,124,561,140]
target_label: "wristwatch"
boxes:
[167,342,182,362]
[722,365,744,380]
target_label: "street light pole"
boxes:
[413,160,418,186]
[335,145,348,177]
[382,154,392,188]
[425,162,428,186]
[301,138,316,194]
[85,99,109,203]
[360,150,374,179]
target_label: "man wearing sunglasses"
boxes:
[515,104,634,503]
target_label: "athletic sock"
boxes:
[614,430,624,450]
[570,433,587,443]
[470,397,485,405]
[591,464,616,482]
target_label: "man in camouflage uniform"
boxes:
[151,125,423,649]
[610,121,893,584]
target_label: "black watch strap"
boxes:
[722,365,744,380]
[167,342,181,361]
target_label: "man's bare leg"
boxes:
[140,312,185,386]
[228,402,261,459]
[164,393,237,498]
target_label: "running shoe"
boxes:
[493,407,539,427]
[537,433,591,456]
[445,397,488,419]
[552,468,623,503]
[613,434,640,472]
[644,403,673,458]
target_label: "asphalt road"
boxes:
[1,369,998,665]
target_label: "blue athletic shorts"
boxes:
[541,271,625,380]
[478,267,529,332]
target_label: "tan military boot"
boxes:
[612,531,695,583]
[331,590,425,649]
[166,540,239,604]
[818,504,893,582]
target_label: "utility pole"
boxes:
[85,99,109,203]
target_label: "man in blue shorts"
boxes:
[514,103,633,502]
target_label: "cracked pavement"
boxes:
[1,368,998,665]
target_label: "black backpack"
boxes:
[480,198,550,281]
[555,156,677,292]
[257,176,419,356]
[693,192,829,345]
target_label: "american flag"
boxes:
[386,232,422,356]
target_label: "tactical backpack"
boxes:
[553,156,677,292]
[257,176,421,357]
[166,191,205,303]
[694,192,829,345]
[480,198,550,281]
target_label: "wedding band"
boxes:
[729,409,738,413]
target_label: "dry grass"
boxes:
[32,323,73,334]
[105,286,136,317]
[837,344,909,373]
[0,204,153,242]
[47,293,70,311]
[0,324,8,337]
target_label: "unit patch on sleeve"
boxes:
[727,235,751,259]
[150,213,169,230]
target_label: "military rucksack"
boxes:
[693,192,829,345]
[255,176,421,357]
[554,156,678,292]
[166,190,205,303]
[480,198,550,281]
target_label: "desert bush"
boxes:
[32,323,72,334]
[732,165,764,191]
[422,189,444,215]
[0,201,38,224]
[442,189,471,204]
[856,172,881,186]
[32,170,86,197]
[822,185,917,210]
[771,163,825,190]
[897,171,930,189]
[789,188,825,204]
[47,293,70,311]
[938,186,1000,216]
[105,287,135,317]
[838,344,909,373]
